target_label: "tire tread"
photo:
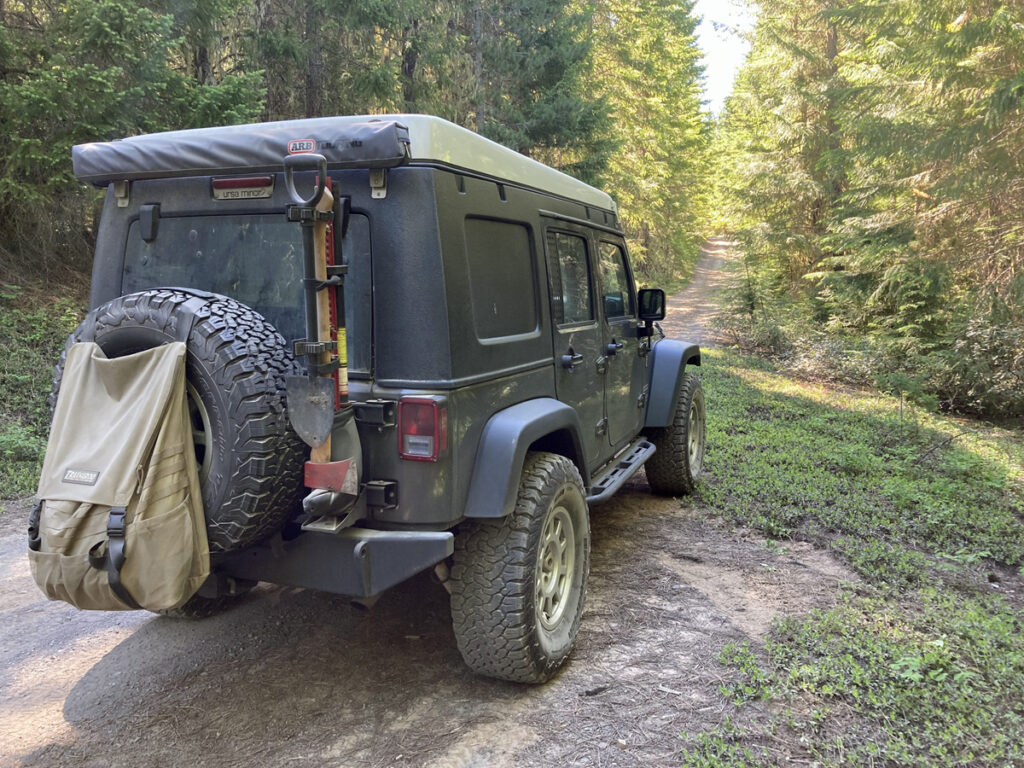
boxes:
[645,372,703,496]
[450,452,589,683]
[51,289,305,552]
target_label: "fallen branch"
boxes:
[914,431,970,465]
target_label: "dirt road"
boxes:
[0,241,854,767]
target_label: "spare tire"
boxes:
[51,288,306,553]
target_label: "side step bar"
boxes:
[585,438,656,505]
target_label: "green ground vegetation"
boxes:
[679,347,1024,766]
[0,285,83,500]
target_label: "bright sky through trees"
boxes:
[694,0,755,113]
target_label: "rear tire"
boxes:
[450,452,590,683]
[645,372,705,495]
[157,589,250,620]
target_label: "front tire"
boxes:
[645,372,705,495]
[450,452,590,683]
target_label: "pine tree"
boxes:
[0,0,264,276]
[593,0,711,280]
[716,0,1024,415]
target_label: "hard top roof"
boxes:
[72,114,616,212]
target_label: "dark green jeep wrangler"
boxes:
[60,114,705,683]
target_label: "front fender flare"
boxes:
[464,398,588,519]
[644,339,701,428]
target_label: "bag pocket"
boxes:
[28,549,132,611]
[122,494,197,611]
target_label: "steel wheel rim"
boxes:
[535,502,576,631]
[688,399,705,477]
[186,381,212,486]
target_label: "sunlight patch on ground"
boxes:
[706,348,1024,482]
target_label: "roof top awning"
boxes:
[72,119,411,185]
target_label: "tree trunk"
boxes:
[402,20,419,110]
[473,5,485,133]
[305,0,324,118]
[193,46,213,85]
[823,6,843,202]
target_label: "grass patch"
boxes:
[680,347,1024,766]
[699,591,1024,767]
[698,348,1024,581]
[0,284,83,499]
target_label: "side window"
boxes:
[464,217,537,340]
[546,231,594,325]
[599,242,635,320]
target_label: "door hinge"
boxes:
[113,180,130,208]
[596,356,608,374]
[638,388,648,409]
[369,168,388,199]
[595,418,608,437]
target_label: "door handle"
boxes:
[561,351,585,371]
[606,339,624,355]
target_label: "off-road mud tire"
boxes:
[645,372,705,495]
[51,289,306,553]
[449,452,590,684]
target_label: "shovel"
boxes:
[282,153,336,453]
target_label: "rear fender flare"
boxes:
[644,339,701,428]
[464,398,588,519]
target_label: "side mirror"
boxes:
[638,288,666,321]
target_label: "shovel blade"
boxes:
[285,375,335,448]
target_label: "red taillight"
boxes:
[398,398,448,462]
[211,176,275,199]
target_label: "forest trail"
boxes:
[658,237,734,349]
[0,243,857,768]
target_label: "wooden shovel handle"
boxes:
[310,186,335,465]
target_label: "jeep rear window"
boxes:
[122,213,371,374]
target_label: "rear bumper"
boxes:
[220,527,454,598]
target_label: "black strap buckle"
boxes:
[107,507,127,539]
[104,506,140,609]
[286,206,333,224]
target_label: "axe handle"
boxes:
[310,186,335,465]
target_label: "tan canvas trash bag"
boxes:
[29,341,209,611]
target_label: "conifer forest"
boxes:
[0,0,1021,422]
